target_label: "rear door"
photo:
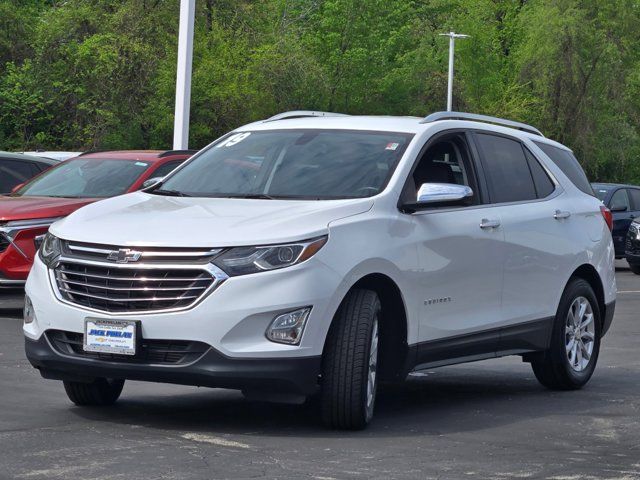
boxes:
[472,132,572,352]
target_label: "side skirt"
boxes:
[410,317,554,372]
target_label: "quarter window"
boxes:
[524,148,555,198]
[475,133,537,203]
[628,189,640,210]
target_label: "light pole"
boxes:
[173,0,196,150]
[439,31,469,112]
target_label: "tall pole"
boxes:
[439,32,469,112]
[173,0,196,150]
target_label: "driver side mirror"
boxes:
[610,204,628,212]
[141,176,164,189]
[402,183,473,213]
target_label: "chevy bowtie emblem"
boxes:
[107,248,142,263]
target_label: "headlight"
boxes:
[39,233,62,268]
[213,236,327,276]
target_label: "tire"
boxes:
[531,278,601,390]
[629,263,640,275]
[63,378,125,406]
[321,289,381,430]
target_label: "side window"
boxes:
[610,189,631,212]
[533,142,594,196]
[404,135,478,206]
[0,160,22,192]
[524,148,555,198]
[475,133,536,203]
[628,189,640,211]
[151,160,184,179]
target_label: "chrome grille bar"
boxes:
[52,254,227,314]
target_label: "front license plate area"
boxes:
[84,319,137,356]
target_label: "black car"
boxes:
[0,152,58,195]
[625,219,640,274]
[592,183,640,258]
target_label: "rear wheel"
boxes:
[629,263,640,275]
[321,289,380,430]
[63,378,125,406]
[531,278,601,390]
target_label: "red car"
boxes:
[0,150,194,288]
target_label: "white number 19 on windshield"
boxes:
[217,132,251,148]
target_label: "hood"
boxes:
[50,191,373,247]
[0,196,96,222]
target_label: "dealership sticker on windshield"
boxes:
[84,319,137,355]
[385,142,400,151]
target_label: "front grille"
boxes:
[63,240,221,264]
[0,234,9,253]
[47,330,210,365]
[54,261,216,313]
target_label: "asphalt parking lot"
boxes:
[1,264,639,480]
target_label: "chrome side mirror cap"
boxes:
[142,177,165,189]
[416,183,473,204]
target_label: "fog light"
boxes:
[266,307,311,345]
[24,296,36,324]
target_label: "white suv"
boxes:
[24,111,616,429]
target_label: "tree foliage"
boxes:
[1,0,639,182]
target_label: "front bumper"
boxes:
[25,333,322,395]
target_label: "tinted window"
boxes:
[16,158,151,198]
[610,189,630,211]
[628,189,640,210]
[160,130,413,199]
[534,142,594,196]
[152,160,184,179]
[524,148,555,198]
[0,160,37,193]
[475,133,536,203]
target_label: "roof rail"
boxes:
[159,149,198,158]
[421,111,544,137]
[264,110,349,122]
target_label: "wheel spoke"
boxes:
[566,338,575,352]
[577,300,587,324]
[576,345,583,369]
[581,330,595,342]
[580,342,591,361]
[580,314,593,330]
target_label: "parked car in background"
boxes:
[22,151,82,162]
[592,183,640,258]
[0,150,193,288]
[24,111,615,430]
[625,218,640,274]
[0,152,58,196]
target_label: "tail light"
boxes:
[600,205,613,231]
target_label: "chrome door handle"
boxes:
[480,218,501,229]
[554,210,571,220]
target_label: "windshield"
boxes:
[156,129,414,199]
[15,158,151,198]
[592,186,610,201]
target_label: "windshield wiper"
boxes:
[152,189,191,197]
[230,193,277,200]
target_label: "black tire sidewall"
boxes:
[551,278,602,387]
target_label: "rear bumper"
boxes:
[602,300,616,336]
[25,333,322,396]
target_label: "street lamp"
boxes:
[173,0,196,150]
[439,31,469,112]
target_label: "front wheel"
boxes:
[531,278,601,390]
[321,289,380,430]
[63,378,125,406]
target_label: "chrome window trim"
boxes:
[48,256,229,316]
